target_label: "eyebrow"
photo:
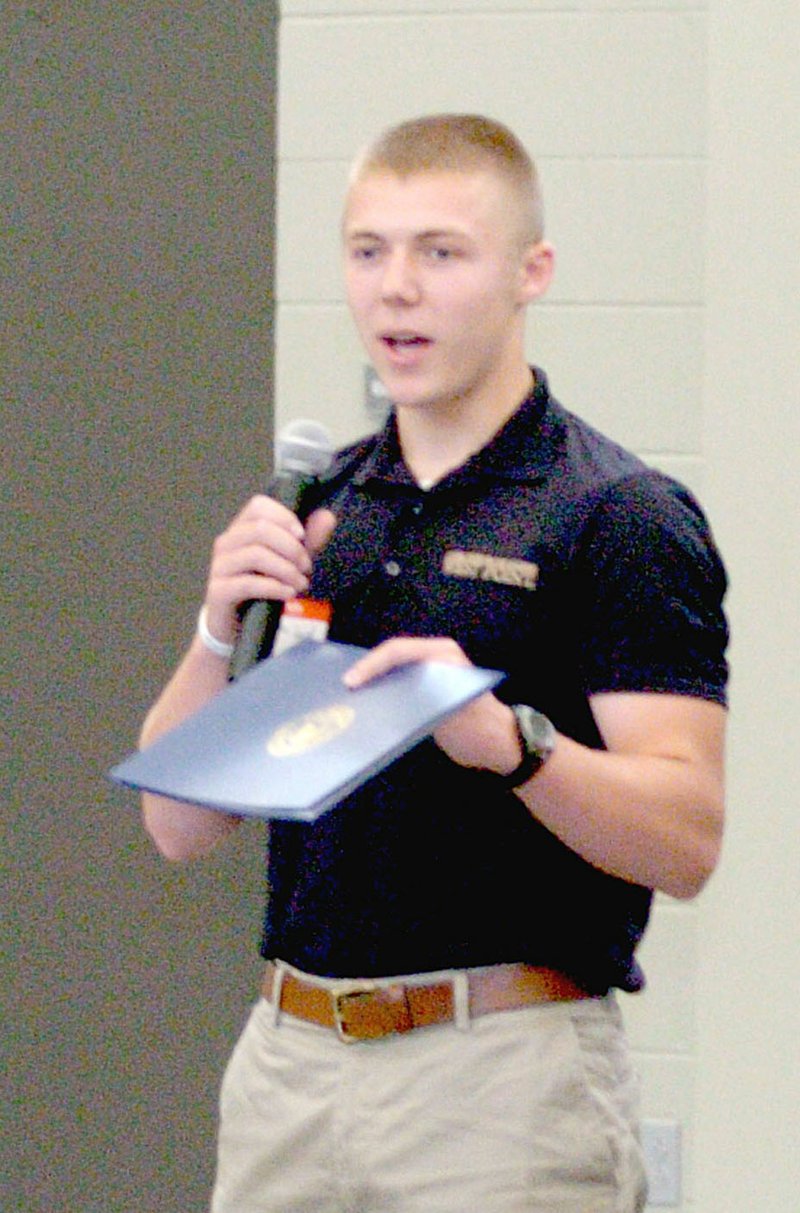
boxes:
[417,229,470,241]
[344,227,471,242]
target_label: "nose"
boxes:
[380,248,420,304]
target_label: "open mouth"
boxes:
[382,334,431,351]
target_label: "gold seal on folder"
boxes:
[267,704,356,758]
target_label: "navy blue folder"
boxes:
[109,640,504,821]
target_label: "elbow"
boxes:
[141,791,241,861]
[142,800,196,862]
[664,800,725,901]
[666,842,721,900]
[141,795,214,862]
[145,829,198,864]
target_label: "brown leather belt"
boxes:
[262,961,593,1043]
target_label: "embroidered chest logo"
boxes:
[442,550,540,591]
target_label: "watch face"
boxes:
[500,705,556,789]
[515,706,556,758]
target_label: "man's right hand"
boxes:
[202,496,337,647]
[138,497,336,859]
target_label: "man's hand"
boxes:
[342,636,726,898]
[203,497,337,647]
[140,497,337,860]
[343,636,521,775]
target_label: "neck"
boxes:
[397,365,534,487]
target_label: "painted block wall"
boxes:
[276,4,714,1209]
[694,3,800,1210]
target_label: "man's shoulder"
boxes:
[532,376,710,548]
[549,400,649,490]
[332,431,383,473]
[307,430,385,507]
[524,369,648,492]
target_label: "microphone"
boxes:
[229,419,335,681]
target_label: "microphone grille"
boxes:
[275,419,335,476]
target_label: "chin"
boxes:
[389,388,445,412]
[376,371,450,411]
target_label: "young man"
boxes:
[141,115,728,1212]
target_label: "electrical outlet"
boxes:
[364,365,392,425]
[641,1119,682,1207]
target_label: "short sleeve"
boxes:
[573,473,729,704]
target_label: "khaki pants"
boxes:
[211,978,646,1213]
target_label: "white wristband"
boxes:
[197,605,235,659]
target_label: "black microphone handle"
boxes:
[228,466,314,681]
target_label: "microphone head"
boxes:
[275,419,335,477]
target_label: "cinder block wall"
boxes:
[276,4,714,1210]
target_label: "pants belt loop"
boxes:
[452,970,470,1032]
[269,962,286,1027]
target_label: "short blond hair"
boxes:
[350,113,544,244]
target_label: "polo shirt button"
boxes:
[384,560,401,577]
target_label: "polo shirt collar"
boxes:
[350,367,563,491]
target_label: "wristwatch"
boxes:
[496,705,556,789]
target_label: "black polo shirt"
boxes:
[260,369,728,992]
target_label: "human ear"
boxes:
[519,241,555,302]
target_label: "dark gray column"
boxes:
[2,6,279,1210]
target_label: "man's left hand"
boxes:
[343,636,520,775]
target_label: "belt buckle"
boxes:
[333,982,380,1043]
[333,980,417,1043]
